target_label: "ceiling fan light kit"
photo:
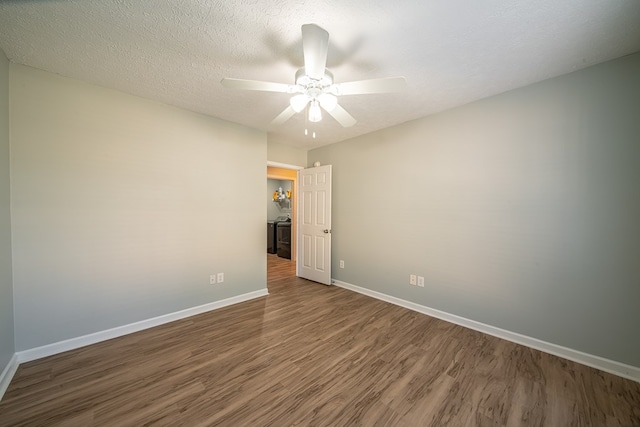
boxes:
[221,23,406,130]
[290,94,309,113]
[308,100,322,122]
[318,93,338,112]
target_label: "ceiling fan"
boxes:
[221,24,406,128]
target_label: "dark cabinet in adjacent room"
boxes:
[276,222,291,259]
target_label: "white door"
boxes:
[297,165,332,285]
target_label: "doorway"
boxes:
[267,165,299,282]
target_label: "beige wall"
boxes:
[10,64,267,351]
[267,140,307,167]
[0,49,14,373]
[310,52,640,368]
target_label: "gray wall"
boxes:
[267,179,282,220]
[309,52,640,368]
[0,49,14,371]
[10,64,267,351]
[267,179,292,220]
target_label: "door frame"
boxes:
[267,162,303,262]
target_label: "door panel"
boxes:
[316,191,326,225]
[303,190,312,224]
[315,236,326,271]
[297,165,332,285]
[303,234,312,268]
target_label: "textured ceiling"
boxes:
[1,1,640,149]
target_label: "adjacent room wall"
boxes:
[267,179,283,220]
[267,140,307,167]
[0,49,14,375]
[267,179,291,220]
[309,52,640,368]
[10,64,267,351]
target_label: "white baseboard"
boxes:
[0,353,19,402]
[332,279,640,383]
[16,289,269,364]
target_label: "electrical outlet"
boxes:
[418,276,425,287]
[210,274,216,285]
[217,272,224,283]
[410,274,417,286]
[340,260,345,268]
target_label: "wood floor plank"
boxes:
[1,253,639,426]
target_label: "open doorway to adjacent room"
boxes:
[267,164,300,285]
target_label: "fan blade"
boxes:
[325,103,356,127]
[301,24,329,80]
[221,78,294,93]
[332,76,406,95]
[271,106,297,126]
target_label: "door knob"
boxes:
[323,229,331,234]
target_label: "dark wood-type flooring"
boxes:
[1,254,639,426]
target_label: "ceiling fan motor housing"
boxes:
[295,68,334,91]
